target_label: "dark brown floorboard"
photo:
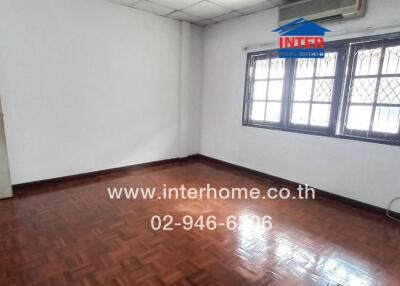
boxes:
[1,158,400,285]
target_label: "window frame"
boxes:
[243,50,287,129]
[242,32,400,146]
[287,44,347,136]
[339,38,400,142]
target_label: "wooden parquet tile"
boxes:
[1,158,400,285]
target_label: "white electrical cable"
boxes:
[386,197,400,222]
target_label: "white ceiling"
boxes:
[109,0,293,26]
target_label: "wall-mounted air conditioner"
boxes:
[278,0,366,25]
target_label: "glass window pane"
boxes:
[354,48,382,76]
[313,79,333,102]
[378,77,400,104]
[346,105,373,131]
[253,81,268,100]
[382,45,400,74]
[372,106,400,134]
[316,52,337,77]
[291,103,310,125]
[254,59,269,80]
[296,58,315,78]
[350,78,377,103]
[269,58,285,79]
[265,102,281,122]
[267,80,283,100]
[294,79,313,101]
[250,102,266,121]
[310,104,330,127]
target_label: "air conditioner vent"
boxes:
[279,0,366,25]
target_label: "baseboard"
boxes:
[11,153,399,220]
[195,154,400,220]
[12,155,200,195]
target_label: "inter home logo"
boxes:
[273,18,330,58]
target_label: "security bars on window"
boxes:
[250,56,285,123]
[340,38,400,141]
[243,34,400,145]
[290,53,338,128]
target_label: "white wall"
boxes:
[179,22,203,157]
[1,0,398,211]
[0,0,202,184]
[200,0,400,211]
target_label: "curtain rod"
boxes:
[242,21,400,52]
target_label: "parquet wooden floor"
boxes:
[1,157,400,285]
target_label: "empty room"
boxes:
[1,0,400,285]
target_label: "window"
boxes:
[290,52,339,129]
[340,39,400,141]
[247,52,286,124]
[244,44,344,135]
[243,33,400,145]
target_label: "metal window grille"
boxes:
[243,32,400,145]
[341,38,400,141]
[290,52,339,128]
[246,52,286,125]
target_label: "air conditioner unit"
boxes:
[278,0,366,25]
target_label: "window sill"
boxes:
[242,122,400,147]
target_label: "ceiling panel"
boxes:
[271,0,293,5]
[194,19,218,26]
[210,0,267,10]
[131,0,174,16]
[182,1,232,19]
[109,0,139,6]
[151,0,201,10]
[213,11,243,22]
[237,1,278,14]
[108,0,297,26]
[167,11,204,22]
